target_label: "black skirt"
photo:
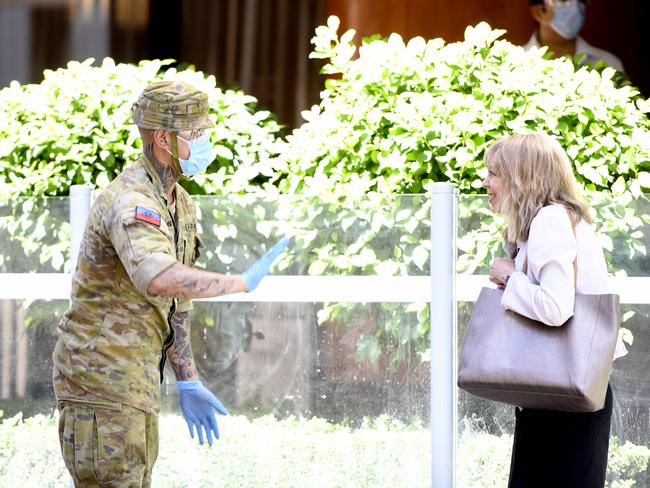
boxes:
[508,384,613,488]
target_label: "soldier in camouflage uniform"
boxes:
[52,80,290,487]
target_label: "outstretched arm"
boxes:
[149,263,247,299]
[147,236,291,299]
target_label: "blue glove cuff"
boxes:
[176,380,202,391]
[241,270,254,291]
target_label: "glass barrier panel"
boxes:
[191,194,431,276]
[155,300,431,487]
[0,299,69,485]
[0,197,70,273]
[1,192,647,486]
[0,194,432,487]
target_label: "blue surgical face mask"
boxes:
[174,134,213,176]
[550,1,586,40]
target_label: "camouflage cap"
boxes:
[131,80,215,131]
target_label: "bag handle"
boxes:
[522,219,577,289]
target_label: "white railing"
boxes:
[0,273,647,303]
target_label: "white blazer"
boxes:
[501,204,627,359]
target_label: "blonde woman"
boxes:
[483,133,626,488]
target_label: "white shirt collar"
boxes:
[523,31,588,56]
[523,31,624,72]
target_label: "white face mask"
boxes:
[176,135,214,176]
[165,132,214,177]
[550,1,586,40]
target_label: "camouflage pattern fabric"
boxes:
[58,399,158,488]
[52,154,202,415]
[131,80,215,131]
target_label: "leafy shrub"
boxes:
[457,425,650,488]
[1,411,647,487]
[0,411,429,488]
[277,18,649,196]
[0,58,281,199]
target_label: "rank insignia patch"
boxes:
[135,206,161,226]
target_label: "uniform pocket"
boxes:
[121,406,150,479]
[59,402,127,484]
[59,404,99,483]
[94,407,127,482]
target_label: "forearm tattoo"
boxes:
[167,311,198,381]
[144,141,177,193]
[154,264,242,299]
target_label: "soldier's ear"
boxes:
[152,130,170,151]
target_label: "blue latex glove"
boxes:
[242,237,291,292]
[177,380,228,446]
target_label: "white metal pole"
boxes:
[69,185,92,278]
[430,182,457,488]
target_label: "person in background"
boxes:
[484,133,626,488]
[525,0,624,72]
[52,80,290,487]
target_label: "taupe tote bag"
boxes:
[458,287,619,412]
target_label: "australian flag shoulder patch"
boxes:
[135,206,161,226]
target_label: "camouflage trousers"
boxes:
[57,400,158,488]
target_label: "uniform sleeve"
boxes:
[501,205,577,326]
[106,196,178,301]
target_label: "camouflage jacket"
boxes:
[53,154,201,414]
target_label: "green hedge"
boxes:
[0,411,646,487]
[0,58,281,199]
[276,19,650,196]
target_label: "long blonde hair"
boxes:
[484,133,591,244]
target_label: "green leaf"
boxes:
[308,260,328,275]
[350,248,377,267]
[411,245,429,270]
[620,327,634,346]
[638,171,650,189]
[213,145,234,160]
[375,260,400,276]
[327,15,340,33]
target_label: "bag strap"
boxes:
[521,219,578,288]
